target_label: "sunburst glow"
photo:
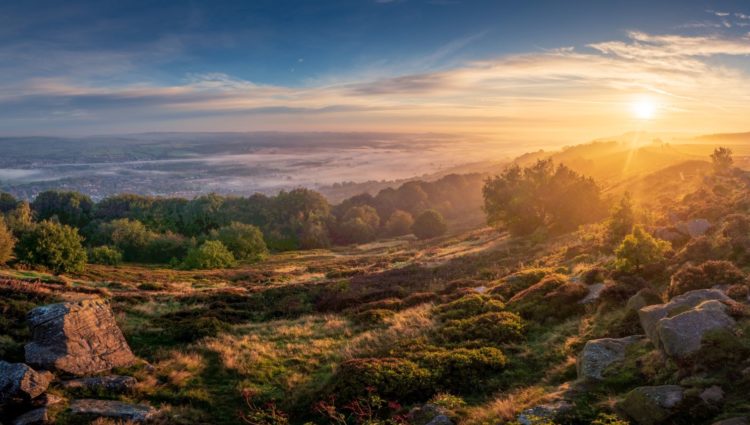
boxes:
[632,98,657,120]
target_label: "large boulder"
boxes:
[25,299,135,376]
[620,385,684,425]
[638,289,731,346]
[0,362,53,403]
[11,408,48,425]
[69,399,156,423]
[657,300,736,359]
[577,336,645,381]
[517,401,572,425]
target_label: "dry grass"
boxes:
[343,303,435,358]
[463,386,549,425]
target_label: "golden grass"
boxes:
[463,386,548,425]
[343,303,435,358]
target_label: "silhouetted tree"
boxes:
[711,147,734,174]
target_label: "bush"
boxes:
[615,226,671,272]
[145,232,192,264]
[96,219,154,262]
[210,222,268,262]
[440,312,525,345]
[352,309,395,326]
[15,220,87,274]
[88,246,123,266]
[491,268,553,298]
[607,193,635,246]
[383,210,414,237]
[668,260,745,298]
[337,205,381,244]
[0,217,15,264]
[508,274,587,322]
[434,294,505,321]
[330,358,433,402]
[419,347,507,393]
[182,240,236,270]
[412,210,447,240]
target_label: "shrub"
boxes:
[412,210,447,240]
[352,309,395,326]
[508,274,587,322]
[598,275,648,306]
[491,268,552,298]
[607,193,635,246]
[668,260,745,298]
[0,217,15,264]
[434,294,505,321]
[145,232,192,264]
[210,222,268,262]
[182,240,236,270]
[711,146,733,174]
[383,210,414,237]
[675,236,731,264]
[15,220,87,274]
[88,246,123,266]
[440,311,525,345]
[330,358,433,402]
[419,347,507,393]
[615,226,671,272]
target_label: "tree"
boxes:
[182,240,236,270]
[483,160,605,236]
[4,201,33,234]
[97,219,154,262]
[711,147,733,174]
[0,192,18,214]
[210,222,268,262]
[88,246,123,266]
[607,193,635,246]
[337,205,380,244]
[384,210,414,237]
[412,209,447,240]
[32,190,94,228]
[0,217,14,264]
[615,225,671,272]
[16,220,87,274]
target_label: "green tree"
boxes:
[97,219,154,262]
[384,210,414,237]
[711,147,733,174]
[182,240,236,270]
[607,192,635,246]
[412,209,447,240]
[338,205,380,244]
[16,220,87,274]
[88,246,123,266]
[32,190,94,228]
[210,222,268,262]
[615,225,671,272]
[5,201,34,233]
[0,217,15,264]
[0,192,18,214]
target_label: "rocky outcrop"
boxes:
[10,408,48,425]
[577,336,645,381]
[0,362,53,403]
[517,401,572,425]
[60,375,137,393]
[69,399,157,423]
[408,404,454,425]
[25,299,135,376]
[657,300,736,359]
[620,385,684,425]
[626,289,662,312]
[638,289,732,349]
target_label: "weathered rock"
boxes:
[11,408,48,425]
[638,289,731,346]
[60,375,137,393]
[620,385,684,425]
[69,399,156,422]
[700,385,724,405]
[577,335,645,381]
[29,393,63,408]
[425,415,453,425]
[656,300,735,359]
[0,362,53,403]
[712,417,749,425]
[579,283,605,304]
[409,404,452,425]
[626,289,662,312]
[25,299,135,376]
[517,401,572,425]
[678,219,711,238]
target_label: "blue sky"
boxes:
[2,0,750,141]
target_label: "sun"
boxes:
[632,98,657,120]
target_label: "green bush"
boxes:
[15,220,87,274]
[508,274,587,322]
[182,240,236,270]
[383,210,414,237]
[330,358,433,402]
[434,294,505,321]
[412,210,447,240]
[615,225,671,272]
[419,347,507,393]
[440,311,525,345]
[668,260,745,298]
[210,222,268,262]
[88,245,123,266]
[0,217,14,264]
[491,268,553,298]
[145,232,192,264]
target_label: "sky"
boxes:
[2,0,750,145]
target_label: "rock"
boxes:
[577,335,645,381]
[425,415,453,425]
[579,283,605,304]
[656,300,735,359]
[409,404,452,425]
[638,289,731,346]
[60,375,137,393]
[69,399,156,422]
[626,289,662,312]
[25,299,136,376]
[700,385,724,405]
[517,401,572,425]
[712,418,749,425]
[678,219,711,238]
[620,385,684,425]
[0,362,53,403]
[29,393,63,408]
[11,408,48,425]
